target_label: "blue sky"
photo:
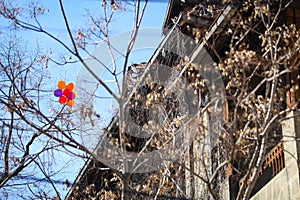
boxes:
[0,0,169,76]
[33,0,169,88]
[5,0,169,131]
[0,0,169,199]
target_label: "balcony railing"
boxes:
[239,141,285,197]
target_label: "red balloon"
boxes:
[58,96,67,104]
[62,88,71,97]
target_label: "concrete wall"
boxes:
[250,111,300,200]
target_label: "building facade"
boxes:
[66,1,300,199]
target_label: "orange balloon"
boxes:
[67,100,74,106]
[66,82,74,90]
[57,80,66,90]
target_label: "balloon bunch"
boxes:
[54,80,76,106]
